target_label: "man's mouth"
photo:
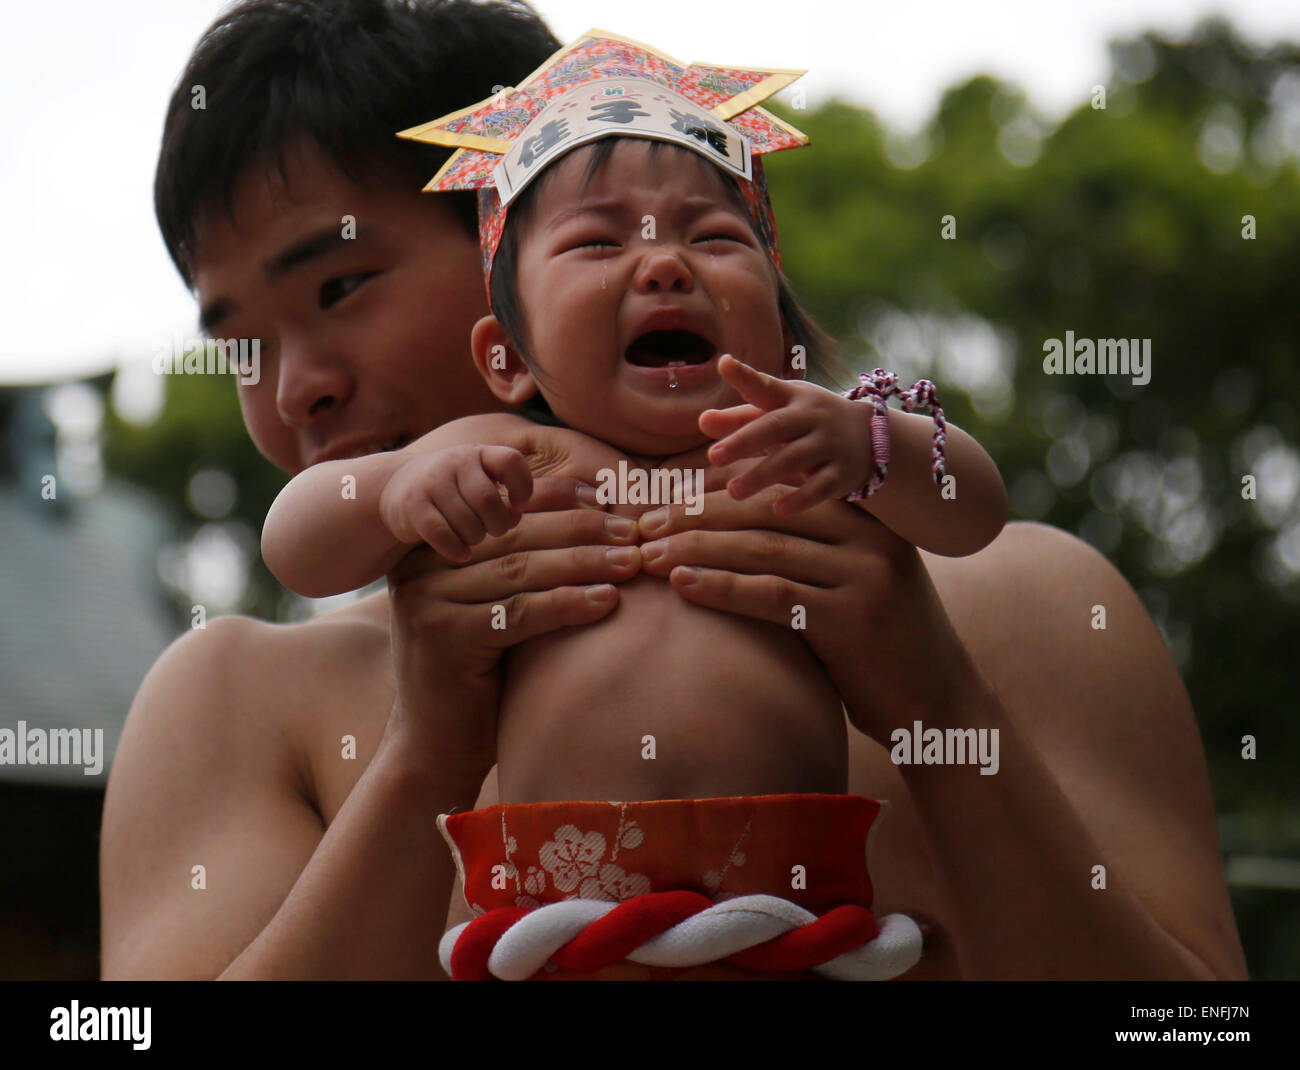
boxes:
[624,329,716,368]
[314,434,412,465]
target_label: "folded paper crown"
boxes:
[395,28,809,300]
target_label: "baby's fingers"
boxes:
[708,405,812,467]
[457,459,520,538]
[478,445,534,509]
[769,465,845,517]
[726,437,826,501]
[698,403,763,441]
[426,485,488,556]
[412,504,475,563]
[717,353,791,410]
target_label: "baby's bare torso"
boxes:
[495,571,847,803]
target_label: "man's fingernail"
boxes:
[576,483,601,506]
[642,507,669,532]
[606,516,637,538]
[674,567,700,585]
[640,540,664,562]
[605,546,637,566]
[585,584,616,602]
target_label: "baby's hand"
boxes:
[701,355,873,517]
[378,445,534,562]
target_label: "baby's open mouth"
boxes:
[624,329,716,367]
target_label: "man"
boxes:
[100,0,1248,980]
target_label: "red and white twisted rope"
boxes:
[439,891,922,981]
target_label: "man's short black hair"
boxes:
[155,0,560,287]
[488,137,845,406]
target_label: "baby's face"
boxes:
[510,139,793,456]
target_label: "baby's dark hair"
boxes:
[488,138,845,413]
[155,0,560,287]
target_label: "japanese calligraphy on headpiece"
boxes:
[395,28,809,299]
[494,80,752,205]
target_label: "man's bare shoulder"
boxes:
[114,596,392,813]
[922,520,1247,978]
[101,596,395,977]
[923,518,1195,748]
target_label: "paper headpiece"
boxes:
[396,28,809,301]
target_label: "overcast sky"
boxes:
[2,0,1298,384]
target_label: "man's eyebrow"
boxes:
[197,224,383,335]
[263,224,382,280]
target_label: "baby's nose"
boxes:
[634,249,694,293]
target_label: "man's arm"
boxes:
[903,521,1248,979]
[634,498,1247,979]
[100,617,484,980]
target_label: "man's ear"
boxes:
[471,315,540,404]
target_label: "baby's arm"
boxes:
[262,429,534,598]
[701,355,1007,557]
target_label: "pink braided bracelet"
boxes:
[840,369,947,501]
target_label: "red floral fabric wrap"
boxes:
[439,793,883,916]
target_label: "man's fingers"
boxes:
[465,506,638,562]
[638,527,843,587]
[485,584,621,644]
[513,475,605,515]
[664,566,825,629]
[638,488,863,543]
[434,542,642,603]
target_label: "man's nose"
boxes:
[634,247,694,294]
[274,333,354,427]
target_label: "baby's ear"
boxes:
[471,316,540,404]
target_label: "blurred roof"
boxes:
[1,388,177,787]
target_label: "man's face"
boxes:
[192,143,504,476]
[507,139,793,457]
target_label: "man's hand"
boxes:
[384,421,644,770]
[636,485,959,741]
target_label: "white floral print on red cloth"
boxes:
[502,805,660,908]
[439,794,882,916]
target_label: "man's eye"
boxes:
[320,272,377,308]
